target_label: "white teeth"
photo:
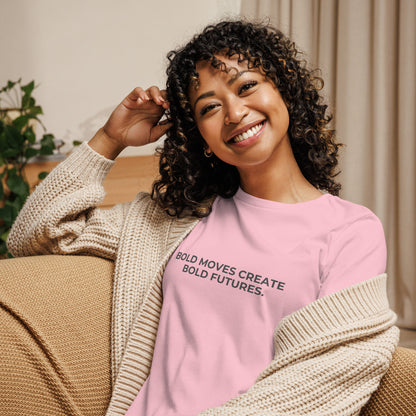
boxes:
[232,123,262,143]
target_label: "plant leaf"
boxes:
[0,238,7,255]
[24,126,36,143]
[28,105,43,117]
[1,228,10,242]
[22,95,36,109]
[12,114,30,131]
[21,80,36,109]
[0,205,17,227]
[0,132,7,151]
[40,134,55,155]
[21,80,35,97]
[2,148,20,158]
[0,223,10,257]
[6,173,29,198]
[5,195,26,212]
[4,80,17,92]
[25,147,39,159]
[5,124,24,147]
[38,171,49,180]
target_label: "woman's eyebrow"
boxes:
[193,70,252,110]
[193,91,215,110]
[227,70,250,85]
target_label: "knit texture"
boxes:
[197,274,399,416]
[7,143,400,415]
[0,255,113,416]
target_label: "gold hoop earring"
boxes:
[204,149,213,158]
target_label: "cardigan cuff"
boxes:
[274,273,396,354]
[58,142,115,184]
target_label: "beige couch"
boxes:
[0,255,415,415]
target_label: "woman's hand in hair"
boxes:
[89,86,172,159]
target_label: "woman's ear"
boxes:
[203,145,213,158]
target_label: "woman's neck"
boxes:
[237,143,323,204]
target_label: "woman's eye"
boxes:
[200,103,219,116]
[239,81,258,94]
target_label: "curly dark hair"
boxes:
[152,20,342,217]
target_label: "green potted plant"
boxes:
[0,79,57,257]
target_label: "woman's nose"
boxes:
[224,97,248,125]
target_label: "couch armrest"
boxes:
[360,346,416,415]
[0,255,114,416]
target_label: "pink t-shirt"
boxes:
[125,189,386,416]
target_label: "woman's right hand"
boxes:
[89,86,172,159]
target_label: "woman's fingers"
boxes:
[147,86,167,106]
[149,120,173,143]
[140,86,170,109]
[125,86,169,109]
[124,87,150,106]
[126,87,147,102]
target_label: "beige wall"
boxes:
[0,0,241,156]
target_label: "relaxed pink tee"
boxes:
[125,189,386,416]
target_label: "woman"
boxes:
[8,20,398,415]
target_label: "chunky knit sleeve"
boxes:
[7,142,129,260]
[197,274,399,416]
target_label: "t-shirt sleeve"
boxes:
[318,212,387,298]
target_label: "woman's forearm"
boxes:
[7,142,125,259]
[88,127,127,160]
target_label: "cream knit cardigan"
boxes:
[8,143,399,416]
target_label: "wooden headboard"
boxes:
[24,155,160,209]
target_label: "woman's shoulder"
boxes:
[324,194,385,237]
[325,194,380,221]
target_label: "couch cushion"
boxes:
[360,346,416,415]
[0,255,114,416]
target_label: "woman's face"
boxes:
[188,55,290,174]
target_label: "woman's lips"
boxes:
[227,121,266,147]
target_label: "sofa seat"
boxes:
[0,255,415,415]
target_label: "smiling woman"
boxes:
[190,58,290,158]
[5,19,398,416]
[188,56,313,200]
[153,20,342,216]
